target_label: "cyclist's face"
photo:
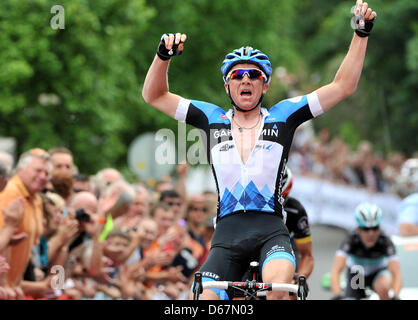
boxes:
[225,63,269,110]
[357,227,380,248]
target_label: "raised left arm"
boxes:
[316,1,376,112]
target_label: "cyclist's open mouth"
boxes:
[240,90,252,96]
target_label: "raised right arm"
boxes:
[142,33,187,119]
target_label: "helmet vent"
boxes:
[359,210,367,222]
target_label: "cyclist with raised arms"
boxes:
[330,202,402,300]
[142,0,376,300]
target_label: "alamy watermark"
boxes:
[350,265,365,290]
[50,5,65,30]
[350,4,365,31]
[153,122,272,175]
[50,265,65,290]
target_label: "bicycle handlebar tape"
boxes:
[352,15,376,38]
[156,33,183,61]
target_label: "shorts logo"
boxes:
[266,245,286,257]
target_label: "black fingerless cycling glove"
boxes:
[156,33,183,61]
[353,16,376,38]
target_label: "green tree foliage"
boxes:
[0,0,417,176]
[145,0,299,108]
[0,0,156,174]
[295,0,418,156]
[0,0,299,174]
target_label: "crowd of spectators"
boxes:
[289,127,415,195]
[0,127,415,300]
[0,147,216,300]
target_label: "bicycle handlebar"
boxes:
[192,272,308,300]
[201,281,298,293]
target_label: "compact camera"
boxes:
[75,208,91,222]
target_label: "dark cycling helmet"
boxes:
[221,46,272,83]
[280,167,293,199]
[354,202,383,228]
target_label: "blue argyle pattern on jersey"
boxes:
[219,181,275,217]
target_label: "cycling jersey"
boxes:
[175,92,323,221]
[336,231,398,277]
[284,196,312,243]
[284,196,312,272]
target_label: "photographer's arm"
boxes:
[47,218,79,263]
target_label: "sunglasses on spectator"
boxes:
[359,226,379,232]
[226,68,267,82]
[167,201,182,207]
[190,206,207,213]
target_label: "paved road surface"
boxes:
[307,224,348,300]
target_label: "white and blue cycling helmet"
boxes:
[354,202,383,228]
[221,46,272,83]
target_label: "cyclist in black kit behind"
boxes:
[281,167,314,295]
[142,0,376,300]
